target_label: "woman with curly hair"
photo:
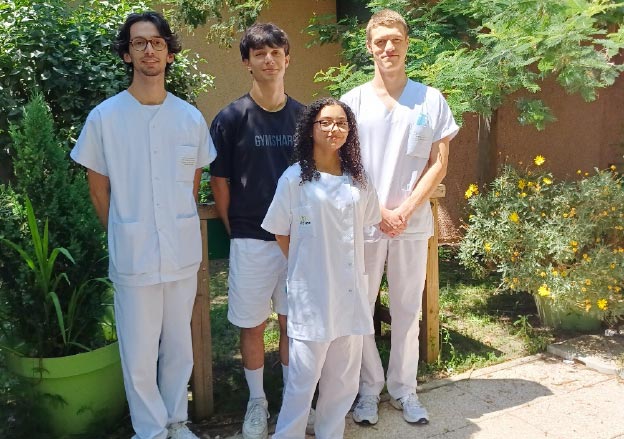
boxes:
[262,97,381,438]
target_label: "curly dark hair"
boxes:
[114,11,181,77]
[293,97,367,188]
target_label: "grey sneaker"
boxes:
[306,407,316,435]
[390,393,429,424]
[352,395,380,425]
[243,397,269,439]
[167,422,199,439]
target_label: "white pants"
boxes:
[274,335,363,439]
[360,239,428,400]
[114,276,197,439]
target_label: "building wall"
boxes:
[177,0,340,121]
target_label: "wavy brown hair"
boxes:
[293,97,367,188]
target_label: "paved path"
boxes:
[214,335,624,439]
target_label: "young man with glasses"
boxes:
[71,11,215,439]
[341,9,459,427]
[209,23,304,439]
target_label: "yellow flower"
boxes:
[577,169,582,175]
[534,155,546,166]
[582,253,589,259]
[518,179,526,190]
[484,242,492,253]
[585,300,592,312]
[570,240,578,247]
[509,212,520,223]
[542,177,552,185]
[610,164,617,171]
[585,279,591,286]
[520,192,527,198]
[538,284,550,297]
[610,263,616,269]
[552,270,559,277]
[597,299,608,311]
[540,271,546,277]
[465,183,479,199]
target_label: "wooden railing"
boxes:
[190,185,444,420]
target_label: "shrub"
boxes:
[459,157,624,323]
[0,94,110,357]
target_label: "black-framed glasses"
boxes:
[314,120,349,132]
[130,37,167,52]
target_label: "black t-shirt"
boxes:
[210,94,304,240]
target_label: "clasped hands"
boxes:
[379,207,407,238]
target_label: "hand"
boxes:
[379,207,407,238]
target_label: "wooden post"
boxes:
[190,204,217,420]
[373,184,444,364]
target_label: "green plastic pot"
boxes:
[535,295,602,332]
[7,341,126,438]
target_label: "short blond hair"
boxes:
[366,9,408,41]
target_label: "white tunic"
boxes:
[341,80,459,241]
[71,91,216,286]
[261,164,381,342]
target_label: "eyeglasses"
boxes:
[130,37,168,52]
[314,120,349,132]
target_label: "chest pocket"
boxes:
[406,113,433,158]
[176,145,198,182]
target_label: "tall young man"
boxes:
[341,9,459,426]
[209,23,304,439]
[71,12,215,439]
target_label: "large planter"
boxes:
[207,217,230,259]
[6,341,126,438]
[535,295,602,332]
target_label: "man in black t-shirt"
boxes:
[209,23,304,439]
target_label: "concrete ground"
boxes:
[211,334,624,439]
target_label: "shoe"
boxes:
[390,393,429,424]
[306,407,316,435]
[243,397,269,439]
[167,422,199,439]
[352,395,380,425]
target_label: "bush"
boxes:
[0,94,110,357]
[0,0,213,175]
[459,157,624,323]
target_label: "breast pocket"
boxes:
[292,206,315,238]
[176,145,198,182]
[406,114,433,158]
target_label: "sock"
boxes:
[244,366,265,400]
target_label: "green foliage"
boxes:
[459,159,624,323]
[0,94,110,357]
[307,0,624,130]
[0,0,213,166]
[164,0,268,47]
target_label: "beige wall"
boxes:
[178,0,340,122]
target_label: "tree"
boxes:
[163,0,268,47]
[307,0,624,183]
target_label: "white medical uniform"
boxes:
[71,90,216,439]
[341,80,459,400]
[262,164,381,438]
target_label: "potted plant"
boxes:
[459,156,624,331]
[0,95,124,437]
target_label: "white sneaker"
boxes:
[167,422,199,439]
[352,395,380,425]
[243,397,269,439]
[306,407,316,435]
[390,393,429,424]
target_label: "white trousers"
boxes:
[274,335,363,439]
[360,239,428,400]
[114,276,197,439]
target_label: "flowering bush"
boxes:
[459,157,624,323]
